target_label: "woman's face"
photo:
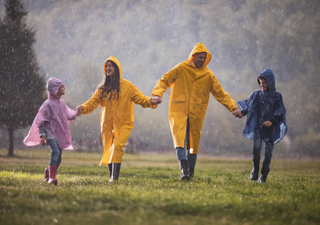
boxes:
[105,61,115,76]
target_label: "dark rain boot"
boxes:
[187,153,197,179]
[258,168,270,183]
[44,167,49,182]
[109,163,121,182]
[189,167,194,178]
[250,158,260,181]
[179,159,190,181]
[108,163,112,179]
[48,165,58,185]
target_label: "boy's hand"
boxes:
[76,105,83,116]
[151,96,162,105]
[262,121,272,127]
[232,108,242,118]
[41,136,47,146]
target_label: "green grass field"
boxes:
[0,149,319,225]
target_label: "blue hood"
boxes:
[257,69,276,92]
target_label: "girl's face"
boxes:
[57,85,65,97]
[105,61,115,76]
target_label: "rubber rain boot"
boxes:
[179,159,190,181]
[109,163,121,182]
[44,167,49,182]
[258,168,270,183]
[250,158,260,181]
[108,163,112,179]
[48,165,58,185]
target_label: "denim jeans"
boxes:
[252,139,274,171]
[47,139,62,168]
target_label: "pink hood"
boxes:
[23,78,77,150]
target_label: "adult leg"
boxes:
[187,151,197,178]
[176,147,189,180]
[185,117,197,178]
[259,141,274,183]
[251,139,262,180]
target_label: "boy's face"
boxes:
[259,78,268,91]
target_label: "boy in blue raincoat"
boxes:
[235,69,287,183]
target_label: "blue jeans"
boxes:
[252,139,274,171]
[47,139,62,168]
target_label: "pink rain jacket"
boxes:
[23,78,77,150]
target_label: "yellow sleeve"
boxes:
[81,89,101,114]
[131,84,153,108]
[152,64,180,98]
[210,75,237,112]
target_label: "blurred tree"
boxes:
[0,0,46,156]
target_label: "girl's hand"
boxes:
[41,136,47,146]
[76,105,83,116]
[262,121,272,127]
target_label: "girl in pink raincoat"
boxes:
[24,78,77,185]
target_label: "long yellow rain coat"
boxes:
[81,56,154,165]
[152,43,237,154]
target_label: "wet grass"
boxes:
[0,149,319,225]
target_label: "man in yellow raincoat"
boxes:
[152,43,241,180]
[77,56,161,181]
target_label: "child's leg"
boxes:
[259,141,274,183]
[261,141,274,172]
[56,149,62,169]
[252,139,262,161]
[47,139,60,168]
[251,139,262,180]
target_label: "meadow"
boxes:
[0,149,319,225]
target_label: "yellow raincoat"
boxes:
[152,43,237,154]
[81,56,154,165]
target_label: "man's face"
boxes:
[192,52,207,68]
[259,78,268,92]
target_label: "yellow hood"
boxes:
[188,42,211,67]
[104,56,123,78]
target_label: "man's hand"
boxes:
[232,108,242,118]
[76,105,83,116]
[41,136,47,146]
[262,121,272,127]
[151,96,162,105]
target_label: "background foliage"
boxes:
[0,0,319,156]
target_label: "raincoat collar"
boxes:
[47,77,64,100]
[257,69,276,92]
[188,42,211,68]
[104,56,123,78]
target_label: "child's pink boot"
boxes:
[44,168,49,182]
[48,165,58,185]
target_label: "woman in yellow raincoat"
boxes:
[152,43,241,180]
[77,56,161,181]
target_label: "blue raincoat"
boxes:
[238,69,287,144]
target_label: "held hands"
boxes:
[151,95,162,105]
[41,136,47,146]
[76,105,83,116]
[232,108,243,118]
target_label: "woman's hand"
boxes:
[76,105,83,116]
